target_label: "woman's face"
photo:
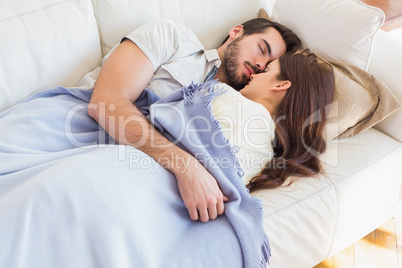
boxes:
[239,59,282,103]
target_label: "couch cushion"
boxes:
[252,128,402,267]
[323,57,401,140]
[91,0,272,56]
[0,0,102,113]
[271,0,385,71]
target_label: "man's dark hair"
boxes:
[221,18,301,53]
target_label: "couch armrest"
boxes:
[369,29,402,142]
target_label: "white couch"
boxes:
[1,0,401,267]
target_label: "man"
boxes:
[88,18,301,223]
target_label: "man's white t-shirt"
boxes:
[78,19,221,98]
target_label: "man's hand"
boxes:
[173,156,229,223]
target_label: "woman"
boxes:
[238,49,335,191]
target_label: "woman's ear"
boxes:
[228,25,244,40]
[272,81,291,91]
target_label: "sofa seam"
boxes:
[91,0,106,57]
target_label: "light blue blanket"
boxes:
[0,83,270,267]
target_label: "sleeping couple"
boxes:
[0,18,334,267]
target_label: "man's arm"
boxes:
[88,40,228,222]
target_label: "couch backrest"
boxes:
[91,0,273,57]
[0,0,102,113]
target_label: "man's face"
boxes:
[223,27,286,90]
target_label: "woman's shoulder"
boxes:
[211,83,275,183]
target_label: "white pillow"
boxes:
[271,0,385,70]
[0,0,102,113]
[211,84,275,183]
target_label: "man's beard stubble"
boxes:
[223,38,257,91]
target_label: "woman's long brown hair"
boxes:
[247,50,335,192]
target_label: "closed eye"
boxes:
[262,62,272,73]
[259,45,264,54]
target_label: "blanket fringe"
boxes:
[183,80,225,105]
[182,80,245,179]
[230,146,245,178]
[261,234,272,267]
